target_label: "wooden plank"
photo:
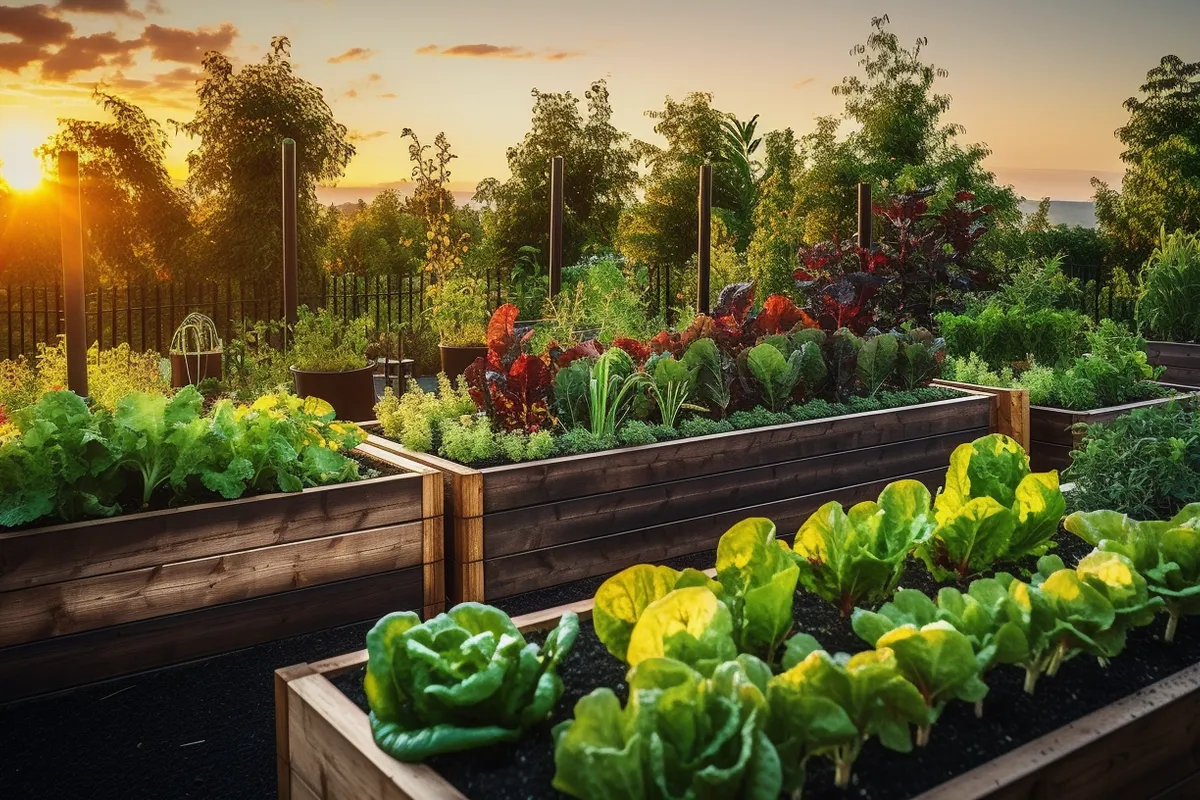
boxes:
[454,560,485,605]
[288,673,467,800]
[1153,770,1200,800]
[277,663,316,800]
[482,467,946,599]
[0,521,425,645]
[935,380,1031,452]
[0,470,425,591]
[483,430,977,558]
[479,395,990,513]
[1029,405,1080,447]
[1030,441,1073,474]
[916,659,1200,800]
[290,772,322,800]
[1147,340,1200,367]
[0,566,423,702]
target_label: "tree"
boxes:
[475,80,637,279]
[176,36,354,289]
[38,90,192,284]
[327,190,424,277]
[718,113,762,249]
[793,16,1019,244]
[747,128,804,295]
[617,92,740,317]
[1092,55,1200,266]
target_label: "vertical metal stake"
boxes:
[857,182,873,249]
[548,155,564,298]
[282,138,299,345]
[58,151,88,397]
[697,164,713,314]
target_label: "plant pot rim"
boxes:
[171,349,223,356]
[289,362,374,376]
[438,342,486,350]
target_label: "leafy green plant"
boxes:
[1066,505,1200,641]
[791,480,936,614]
[0,356,42,414]
[857,334,899,397]
[1064,401,1200,518]
[375,374,475,453]
[427,274,489,346]
[1137,227,1200,342]
[767,645,927,791]
[715,518,801,662]
[941,353,1016,388]
[872,621,987,746]
[682,337,733,417]
[553,656,781,800]
[222,319,290,401]
[626,586,739,676]
[648,354,700,429]
[587,348,649,437]
[364,603,578,761]
[894,327,945,391]
[35,337,168,411]
[290,306,370,372]
[918,434,1066,581]
[742,342,803,412]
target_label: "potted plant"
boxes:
[169,313,222,388]
[428,274,489,378]
[288,306,375,421]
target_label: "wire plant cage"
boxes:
[170,313,223,387]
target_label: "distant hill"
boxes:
[1017,200,1097,228]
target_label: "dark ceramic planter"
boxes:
[439,344,487,379]
[290,363,376,422]
[170,351,222,388]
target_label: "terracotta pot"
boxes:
[290,363,376,422]
[170,351,223,389]
[439,344,487,378]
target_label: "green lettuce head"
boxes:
[364,603,578,761]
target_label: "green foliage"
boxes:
[941,353,1016,388]
[747,129,804,297]
[1066,505,1200,641]
[791,480,935,614]
[375,375,475,454]
[744,342,803,412]
[715,518,802,662]
[35,338,168,411]
[587,348,649,437]
[679,415,734,438]
[767,646,927,791]
[364,604,578,761]
[938,304,1089,370]
[919,434,1066,580]
[0,356,40,413]
[626,586,740,676]
[552,657,782,800]
[1064,402,1200,518]
[982,255,1084,314]
[649,354,698,428]
[1137,227,1200,342]
[427,274,489,346]
[682,338,733,418]
[222,320,291,402]
[1092,56,1200,266]
[289,307,370,372]
[857,334,899,397]
[0,390,366,528]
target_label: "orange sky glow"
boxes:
[1,0,1197,202]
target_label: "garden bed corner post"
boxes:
[58,149,87,397]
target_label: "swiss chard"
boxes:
[364,603,578,761]
[741,342,803,413]
[715,517,801,662]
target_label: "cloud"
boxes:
[107,65,201,90]
[349,129,387,142]
[56,0,143,17]
[145,0,163,12]
[416,43,582,61]
[792,77,815,89]
[328,46,373,63]
[342,88,357,99]
[40,31,141,79]
[142,22,236,63]
[377,92,396,99]
[0,41,46,72]
[0,4,74,47]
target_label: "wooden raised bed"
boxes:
[1028,395,1185,473]
[0,442,444,702]
[1147,340,1200,388]
[275,597,1200,800]
[371,392,996,605]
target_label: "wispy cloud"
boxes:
[416,43,583,61]
[792,77,815,89]
[349,129,387,142]
[56,0,143,18]
[142,23,237,64]
[328,46,374,64]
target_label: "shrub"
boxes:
[290,307,370,372]
[375,374,474,453]
[36,338,168,411]
[1137,228,1200,342]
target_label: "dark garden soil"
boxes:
[330,529,1200,800]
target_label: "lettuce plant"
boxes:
[1066,505,1200,641]
[594,519,798,667]
[767,645,928,791]
[681,337,733,418]
[856,333,899,397]
[872,621,988,746]
[553,656,781,800]
[364,603,578,761]
[918,434,1066,581]
[791,480,936,614]
[742,341,803,412]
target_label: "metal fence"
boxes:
[1061,263,1137,325]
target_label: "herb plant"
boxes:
[365,604,578,761]
[1136,227,1200,343]
[289,307,370,372]
[374,375,475,453]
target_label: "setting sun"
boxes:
[0,126,48,191]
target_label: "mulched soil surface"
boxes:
[3,529,1196,800]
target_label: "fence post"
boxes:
[58,151,88,397]
[549,155,564,298]
[282,138,299,346]
[857,182,873,249]
[697,163,713,314]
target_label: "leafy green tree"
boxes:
[748,128,805,295]
[1092,55,1200,266]
[718,114,763,250]
[176,36,355,289]
[475,80,637,278]
[794,16,1019,243]
[38,90,192,284]
[327,191,424,277]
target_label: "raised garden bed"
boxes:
[0,442,444,702]
[1028,394,1185,473]
[275,582,1200,800]
[1146,340,1200,389]
[369,392,998,605]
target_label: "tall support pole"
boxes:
[697,164,713,314]
[282,138,299,346]
[58,151,87,397]
[548,155,564,297]
[857,182,873,249]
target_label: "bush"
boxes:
[35,338,168,411]
[938,304,1089,370]
[290,307,370,372]
[375,374,475,453]
[1065,401,1200,518]
[1136,228,1200,343]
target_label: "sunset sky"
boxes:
[1,0,1197,202]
